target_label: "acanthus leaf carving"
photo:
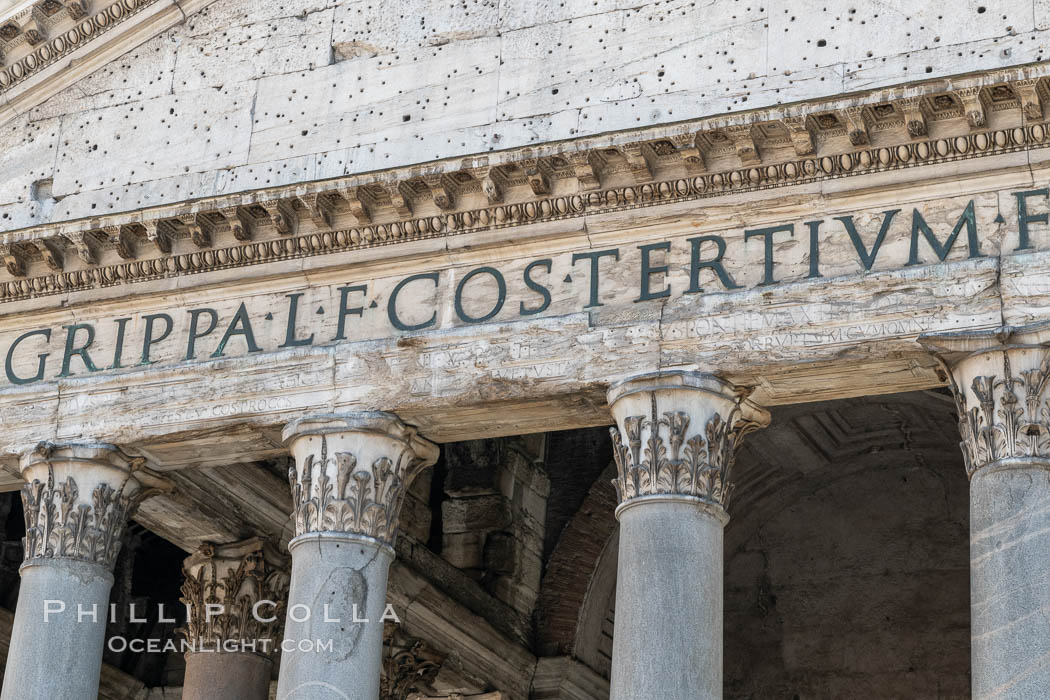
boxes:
[952,353,1050,477]
[264,199,298,236]
[610,394,764,508]
[897,97,928,138]
[476,166,505,204]
[423,174,456,210]
[955,87,986,129]
[522,159,550,195]
[21,463,136,569]
[381,623,445,700]
[104,224,137,260]
[842,106,869,146]
[182,213,213,248]
[0,243,25,276]
[567,151,600,191]
[66,0,87,20]
[340,186,376,224]
[302,193,336,229]
[725,124,761,165]
[781,116,815,155]
[388,182,415,219]
[144,219,175,253]
[622,144,655,184]
[288,434,417,544]
[221,206,255,242]
[64,231,96,264]
[1014,79,1044,121]
[32,238,63,270]
[179,538,289,656]
[23,28,44,46]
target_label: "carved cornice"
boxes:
[179,537,289,657]
[920,326,1050,477]
[2,72,1050,304]
[608,372,769,510]
[20,441,168,569]
[0,0,215,128]
[284,412,440,545]
[0,0,156,93]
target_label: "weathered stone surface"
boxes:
[613,500,726,699]
[0,0,1047,232]
[276,534,393,700]
[1,172,1044,460]
[0,608,151,699]
[443,496,508,534]
[0,0,1047,694]
[0,560,116,700]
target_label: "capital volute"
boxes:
[920,324,1050,477]
[607,371,769,514]
[283,412,439,545]
[19,441,172,569]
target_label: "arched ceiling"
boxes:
[555,389,968,689]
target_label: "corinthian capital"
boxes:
[180,537,290,656]
[20,442,170,569]
[921,325,1050,477]
[607,371,769,511]
[283,412,439,545]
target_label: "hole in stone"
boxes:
[30,178,54,203]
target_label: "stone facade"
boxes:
[0,0,1049,697]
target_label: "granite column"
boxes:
[276,412,438,700]
[922,327,1050,698]
[606,371,768,700]
[180,537,289,700]
[0,442,167,700]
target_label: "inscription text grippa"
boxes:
[1,189,1044,387]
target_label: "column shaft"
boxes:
[276,412,438,700]
[606,371,768,700]
[0,441,166,700]
[182,651,273,699]
[970,466,1050,697]
[921,328,1050,698]
[2,560,113,699]
[612,499,725,699]
[278,533,392,698]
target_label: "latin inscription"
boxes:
[0,188,1039,387]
